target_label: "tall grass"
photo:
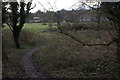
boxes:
[32,30,118,78]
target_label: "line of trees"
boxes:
[26,9,101,23]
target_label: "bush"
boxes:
[62,23,84,31]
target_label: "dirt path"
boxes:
[20,46,47,78]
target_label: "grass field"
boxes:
[24,23,57,32]
[2,22,119,78]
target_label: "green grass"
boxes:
[3,23,58,32]
[24,23,57,32]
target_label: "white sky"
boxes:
[30,0,99,13]
[30,0,79,13]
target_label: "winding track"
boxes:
[20,46,47,78]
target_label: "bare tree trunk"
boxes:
[10,2,21,48]
[13,27,21,48]
[116,22,120,75]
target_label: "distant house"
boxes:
[78,10,96,22]
[34,17,40,19]
[78,10,109,22]
[33,17,40,23]
[29,17,40,23]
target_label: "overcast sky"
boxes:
[30,0,100,13]
[30,0,80,13]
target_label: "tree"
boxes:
[3,0,33,48]
[2,2,8,27]
[101,2,120,74]
[2,2,9,60]
[37,1,120,76]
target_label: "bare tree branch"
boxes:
[6,22,13,32]
[54,0,58,10]
[35,0,114,47]
[70,1,100,10]
[30,4,36,10]
[37,0,48,12]
[46,0,55,11]
[56,18,114,47]
[100,20,114,38]
[84,41,113,46]
[57,21,85,45]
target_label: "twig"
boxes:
[70,1,81,9]
[30,4,36,10]
[46,0,55,11]
[70,1,100,10]
[35,0,114,47]
[37,0,48,12]
[84,41,113,46]
[6,22,13,32]
[54,0,58,10]
[100,20,114,38]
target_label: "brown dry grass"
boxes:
[33,30,118,78]
[2,22,119,78]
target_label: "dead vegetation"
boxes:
[32,29,119,78]
[2,22,119,78]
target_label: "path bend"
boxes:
[20,46,47,78]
